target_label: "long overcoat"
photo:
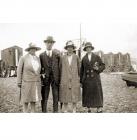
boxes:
[80,53,105,108]
[59,54,81,103]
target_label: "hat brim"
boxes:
[44,40,56,43]
[64,45,76,50]
[83,46,94,51]
[25,47,41,52]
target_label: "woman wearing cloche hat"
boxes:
[59,40,81,113]
[80,42,105,113]
[17,43,42,113]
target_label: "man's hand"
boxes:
[41,74,45,79]
[80,83,83,88]
[18,83,22,88]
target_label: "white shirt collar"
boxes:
[88,52,92,61]
[46,50,52,57]
[67,55,73,65]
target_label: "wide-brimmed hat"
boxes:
[25,43,41,52]
[44,36,56,43]
[64,40,76,50]
[83,42,94,51]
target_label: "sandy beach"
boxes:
[0,73,137,113]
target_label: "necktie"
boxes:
[48,51,50,57]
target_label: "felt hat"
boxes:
[64,40,76,50]
[83,42,94,51]
[25,43,41,51]
[44,36,56,43]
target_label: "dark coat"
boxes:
[39,50,61,85]
[80,53,105,108]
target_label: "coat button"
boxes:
[91,75,94,77]
[87,75,89,77]
[91,70,93,72]
[87,70,89,73]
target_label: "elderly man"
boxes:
[40,36,61,113]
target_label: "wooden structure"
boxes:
[0,46,23,77]
[122,72,137,87]
[95,51,132,72]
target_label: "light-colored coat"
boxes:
[59,54,81,103]
[17,54,42,103]
[17,54,41,83]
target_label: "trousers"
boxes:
[41,75,59,112]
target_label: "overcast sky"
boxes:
[0,0,137,58]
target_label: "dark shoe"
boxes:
[97,110,103,113]
[42,109,47,113]
[88,109,91,113]
[60,103,63,109]
[53,110,58,113]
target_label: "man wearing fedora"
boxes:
[80,42,105,113]
[39,36,61,113]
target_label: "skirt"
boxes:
[21,81,42,103]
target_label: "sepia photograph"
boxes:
[0,22,137,113]
[0,0,137,140]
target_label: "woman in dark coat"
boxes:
[80,42,105,113]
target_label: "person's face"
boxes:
[86,47,92,53]
[29,48,37,55]
[67,46,74,54]
[45,41,54,50]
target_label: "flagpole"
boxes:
[79,23,82,59]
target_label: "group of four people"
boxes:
[17,36,105,113]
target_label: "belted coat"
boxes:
[17,54,42,103]
[80,53,105,108]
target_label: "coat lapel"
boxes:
[90,53,95,64]
[43,51,49,66]
[52,51,57,69]
[65,54,72,73]
[85,53,95,66]
[85,54,90,65]
[70,54,75,70]
[26,54,36,74]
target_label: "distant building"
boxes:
[61,39,133,72]
[1,46,23,67]
[0,46,23,77]
[131,58,137,71]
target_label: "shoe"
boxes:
[97,110,103,113]
[96,109,103,113]
[73,109,76,113]
[96,107,103,113]
[88,109,91,113]
[42,110,47,113]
